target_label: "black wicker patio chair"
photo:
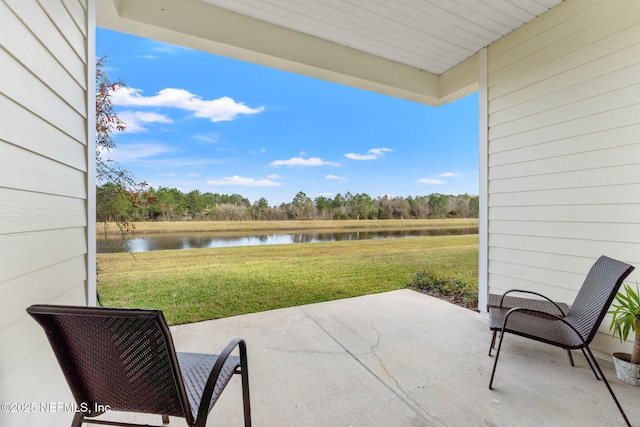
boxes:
[488,291,577,365]
[488,255,634,427]
[27,304,251,427]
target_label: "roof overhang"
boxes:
[97,0,559,106]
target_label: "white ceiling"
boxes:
[98,0,564,104]
[200,0,563,75]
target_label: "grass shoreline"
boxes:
[97,218,478,235]
[98,233,479,325]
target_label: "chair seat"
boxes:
[178,352,241,417]
[489,308,585,349]
[486,293,569,314]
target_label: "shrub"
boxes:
[408,270,478,310]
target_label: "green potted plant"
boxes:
[608,283,640,386]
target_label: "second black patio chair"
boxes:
[27,304,251,427]
[488,255,634,427]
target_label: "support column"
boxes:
[478,47,489,312]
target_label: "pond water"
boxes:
[97,227,479,253]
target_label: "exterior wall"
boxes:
[0,1,93,425]
[485,0,640,354]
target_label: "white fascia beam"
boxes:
[98,0,453,105]
[439,53,480,104]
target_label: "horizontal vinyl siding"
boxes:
[0,228,88,285]
[0,48,86,143]
[0,94,86,171]
[485,0,640,353]
[0,1,90,426]
[0,280,86,379]
[4,0,86,86]
[489,1,640,97]
[0,141,86,198]
[0,257,87,331]
[0,188,86,234]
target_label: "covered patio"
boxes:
[3,1,640,425]
[86,290,640,426]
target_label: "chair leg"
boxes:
[239,349,251,427]
[566,349,575,366]
[580,348,600,380]
[490,339,629,426]
[489,329,506,389]
[568,347,602,380]
[71,412,84,427]
[583,346,630,427]
[489,330,497,356]
[242,369,251,427]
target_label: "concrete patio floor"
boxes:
[91,289,640,426]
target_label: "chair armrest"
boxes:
[196,338,248,424]
[499,289,568,315]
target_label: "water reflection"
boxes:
[98,227,479,253]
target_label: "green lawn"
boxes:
[98,234,479,325]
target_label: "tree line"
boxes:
[97,183,479,222]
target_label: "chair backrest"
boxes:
[565,256,635,344]
[27,305,194,425]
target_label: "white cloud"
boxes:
[150,43,190,54]
[417,172,462,185]
[345,147,393,160]
[193,133,220,143]
[270,157,340,167]
[267,174,281,179]
[207,175,283,187]
[326,174,346,180]
[118,110,173,133]
[112,87,265,122]
[101,143,172,162]
[139,157,225,168]
[141,42,190,60]
[151,46,176,54]
[418,178,446,184]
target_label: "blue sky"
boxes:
[97,28,479,206]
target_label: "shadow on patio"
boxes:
[91,290,640,426]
